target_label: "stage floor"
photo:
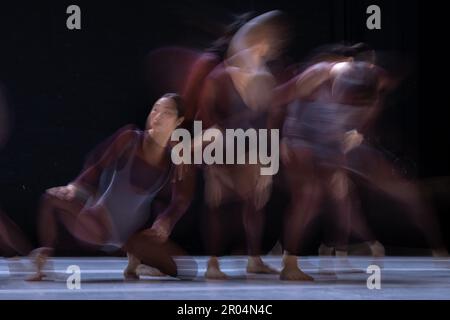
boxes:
[1,256,449,300]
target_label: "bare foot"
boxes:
[26,247,53,282]
[280,254,313,281]
[280,265,314,281]
[123,252,140,280]
[369,241,385,258]
[123,268,139,280]
[205,257,228,280]
[246,256,279,274]
[136,264,166,277]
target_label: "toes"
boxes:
[136,265,165,277]
[123,271,140,280]
[205,270,228,280]
[280,269,314,281]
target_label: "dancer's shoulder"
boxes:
[112,125,141,147]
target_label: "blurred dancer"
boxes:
[181,12,256,129]
[279,44,387,265]
[196,11,296,279]
[278,59,385,277]
[0,86,33,258]
[0,210,32,257]
[125,14,258,278]
[29,93,197,280]
[279,57,447,279]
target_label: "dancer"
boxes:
[195,10,296,279]
[29,93,197,280]
[181,12,256,129]
[279,56,447,279]
[0,85,33,276]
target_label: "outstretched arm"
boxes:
[144,164,196,243]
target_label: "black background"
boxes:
[0,0,448,253]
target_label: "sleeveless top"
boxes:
[83,131,173,250]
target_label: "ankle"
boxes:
[282,254,298,268]
[208,256,220,268]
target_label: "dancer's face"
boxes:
[147,97,183,134]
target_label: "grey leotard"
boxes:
[83,131,173,250]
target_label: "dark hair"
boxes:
[162,93,185,118]
[206,12,257,59]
